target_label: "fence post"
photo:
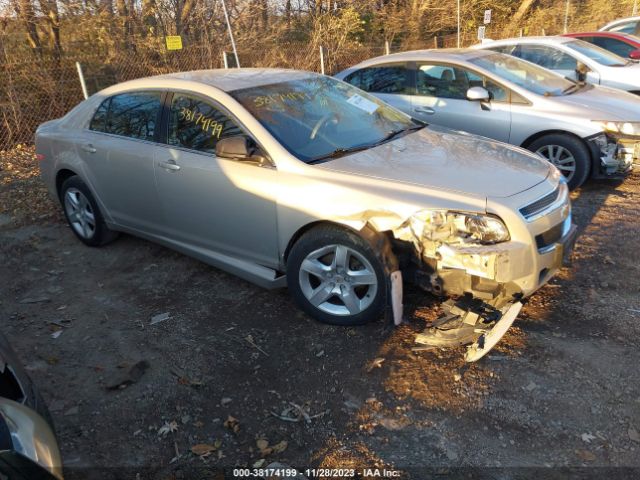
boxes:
[385,40,390,55]
[519,28,523,37]
[223,51,229,69]
[319,45,325,75]
[76,62,88,100]
[434,36,438,49]
[542,28,546,36]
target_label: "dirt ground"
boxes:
[1,146,640,480]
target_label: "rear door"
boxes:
[153,92,279,267]
[342,63,414,115]
[411,62,512,142]
[76,91,164,233]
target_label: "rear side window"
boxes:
[167,94,243,154]
[591,37,635,58]
[89,92,162,141]
[344,65,409,94]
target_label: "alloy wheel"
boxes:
[536,144,576,182]
[64,188,96,239]
[298,244,378,316]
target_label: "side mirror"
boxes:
[576,62,590,83]
[466,86,491,102]
[215,135,268,166]
[629,49,640,60]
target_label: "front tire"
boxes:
[528,134,591,190]
[287,225,386,326]
[60,176,118,246]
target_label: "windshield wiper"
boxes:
[307,124,426,164]
[374,124,426,146]
[307,145,373,164]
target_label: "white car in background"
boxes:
[336,49,638,189]
[474,36,640,94]
[600,16,640,35]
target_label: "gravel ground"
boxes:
[1,147,639,479]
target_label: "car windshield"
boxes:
[230,76,420,163]
[468,53,576,96]
[565,40,628,66]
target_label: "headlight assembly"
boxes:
[592,120,640,137]
[409,210,510,245]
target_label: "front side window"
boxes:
[515,44,577,70]
[167,94,243,154]
[89,92,161,141]
[344,65,409,94]
[417,63,508,101]
[469,53,576,97]
[230,76,418,163]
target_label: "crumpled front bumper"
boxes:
[588,134,637,177]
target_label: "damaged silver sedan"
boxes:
[36,69,576,361]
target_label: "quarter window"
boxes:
[344,65,409,94]
[89,92,161,141]
[168,94,242,154]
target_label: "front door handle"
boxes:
[158,160,181,172]
[414,106,435,115]
[81,144,96,153]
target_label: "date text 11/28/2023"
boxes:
[232,467,402,478]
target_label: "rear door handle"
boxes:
[158,160,181,172]
[81,144,96,153]
[414,107,435,115]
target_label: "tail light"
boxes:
[36,153,45,161]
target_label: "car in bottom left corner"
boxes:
[0,332,63,480]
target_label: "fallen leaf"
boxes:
[581,433,596,443]
[256,439,269,451]
[575,449,596,462]
[224,415,240,433]
[158,421,178,437]
[271,440,288,454]
[253,459,266,468]
[191,444,217,456]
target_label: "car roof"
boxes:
[481,36,574,46]
[352,48,495,65]
[104,68,317,95]
[563,31,640,44]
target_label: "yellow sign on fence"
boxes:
[165,36,183,51]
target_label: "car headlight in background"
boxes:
[409,210,510,245]
[592,120,640,137]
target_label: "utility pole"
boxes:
[220,0,240,68]
[457,0,460,48]
[563,0,570,34]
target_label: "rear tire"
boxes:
[60,176,118,247]
[287,225,386,326]
[527,134,591,190]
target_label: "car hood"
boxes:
[318,126,550,199]
[553,84,640,120]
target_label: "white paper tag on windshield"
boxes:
[347,94,379,114]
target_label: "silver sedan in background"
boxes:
[336,49,639,189]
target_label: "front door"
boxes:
[153,93,279,267]
[411,62,512,142]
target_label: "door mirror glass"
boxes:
[576,62,590,83]
[215,135,267,165]
[629,49,640,60]
[466,86,491,102]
